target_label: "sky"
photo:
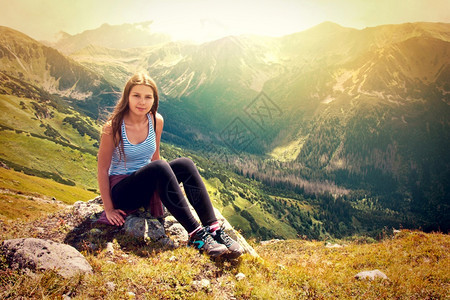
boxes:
[0,0,449,43]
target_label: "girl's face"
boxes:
[128,84,154,116]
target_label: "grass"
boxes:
[0,190,63,221]
[0,167,97,205]
[0,172,448,299]
[0,94,99,151]
[0,130,98,189]
[1,222,448,299]
[0,176,447,299]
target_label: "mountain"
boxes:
[66,21,450,232]
[0,26,119,190]
[1,22,449,236]
[50,21,171,54]
[0,26,120,119]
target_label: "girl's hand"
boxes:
[105,209,127,226]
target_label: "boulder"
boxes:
[123,215,166,241]
[1,238,93,278]
[78,196,258,257]
[72,197,103,219]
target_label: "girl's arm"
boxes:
[97,123,126,225]
[151,112,164,161]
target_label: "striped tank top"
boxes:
[109,113,156,176]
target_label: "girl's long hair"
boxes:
[108,72,159,161]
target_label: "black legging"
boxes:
[111,157,216,233]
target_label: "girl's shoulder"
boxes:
[155,112,164,122]
[101,120,113,136]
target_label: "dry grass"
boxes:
[0,177,448,299]
[1,225,448,299]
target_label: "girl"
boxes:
[97,72,243,258]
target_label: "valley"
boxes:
[0,21,449,241]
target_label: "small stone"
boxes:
[325,242,343,248]
[88,243,98,251]
[169,256,177,262]
[126,291,136,299]
[355,269,389,281]
[105,242,114,255]
[260,239,282,246]
[235,273,246,281]
[106,281,116,291]
[90,228,102,235]
[192,279,210,289]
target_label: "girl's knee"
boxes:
[170,157,195,169]
[151,160,174,177]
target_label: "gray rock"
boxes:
[1,238,92,278]
[72,197,104,219]
[355,269,389,281]
[79,195,258,257]
[192,279,211,290]
[165,223,188,243]
[123,215,166,241]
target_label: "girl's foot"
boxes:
[208,226,244,259]
[188,228,228,258]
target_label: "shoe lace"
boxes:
[218,229,234,247]
[200,231,217,246]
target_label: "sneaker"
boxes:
[209,226,244,259]
[188,228,228,258]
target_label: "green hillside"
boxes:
[1,22,449,240]
[1,200,448,300]
[0,93,99,189]
[0,91,323,241]
[0,167,97,205]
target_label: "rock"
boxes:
[235,273,246,281]
[260,239,283,246]
[123,215,167,241]
[1,238,92,278]
[105,281,116,291]
[192,279,211,289]
[325,242,343,248]
[105,242,114,255]
[89,228,102,235]
[126,291,136,299]
[165,223,188,243]
[355,269,389,281]
[75,195,258,257]
[72,198,104,219]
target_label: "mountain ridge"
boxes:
[0,22,449,235]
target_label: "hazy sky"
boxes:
[1,0,449,43]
